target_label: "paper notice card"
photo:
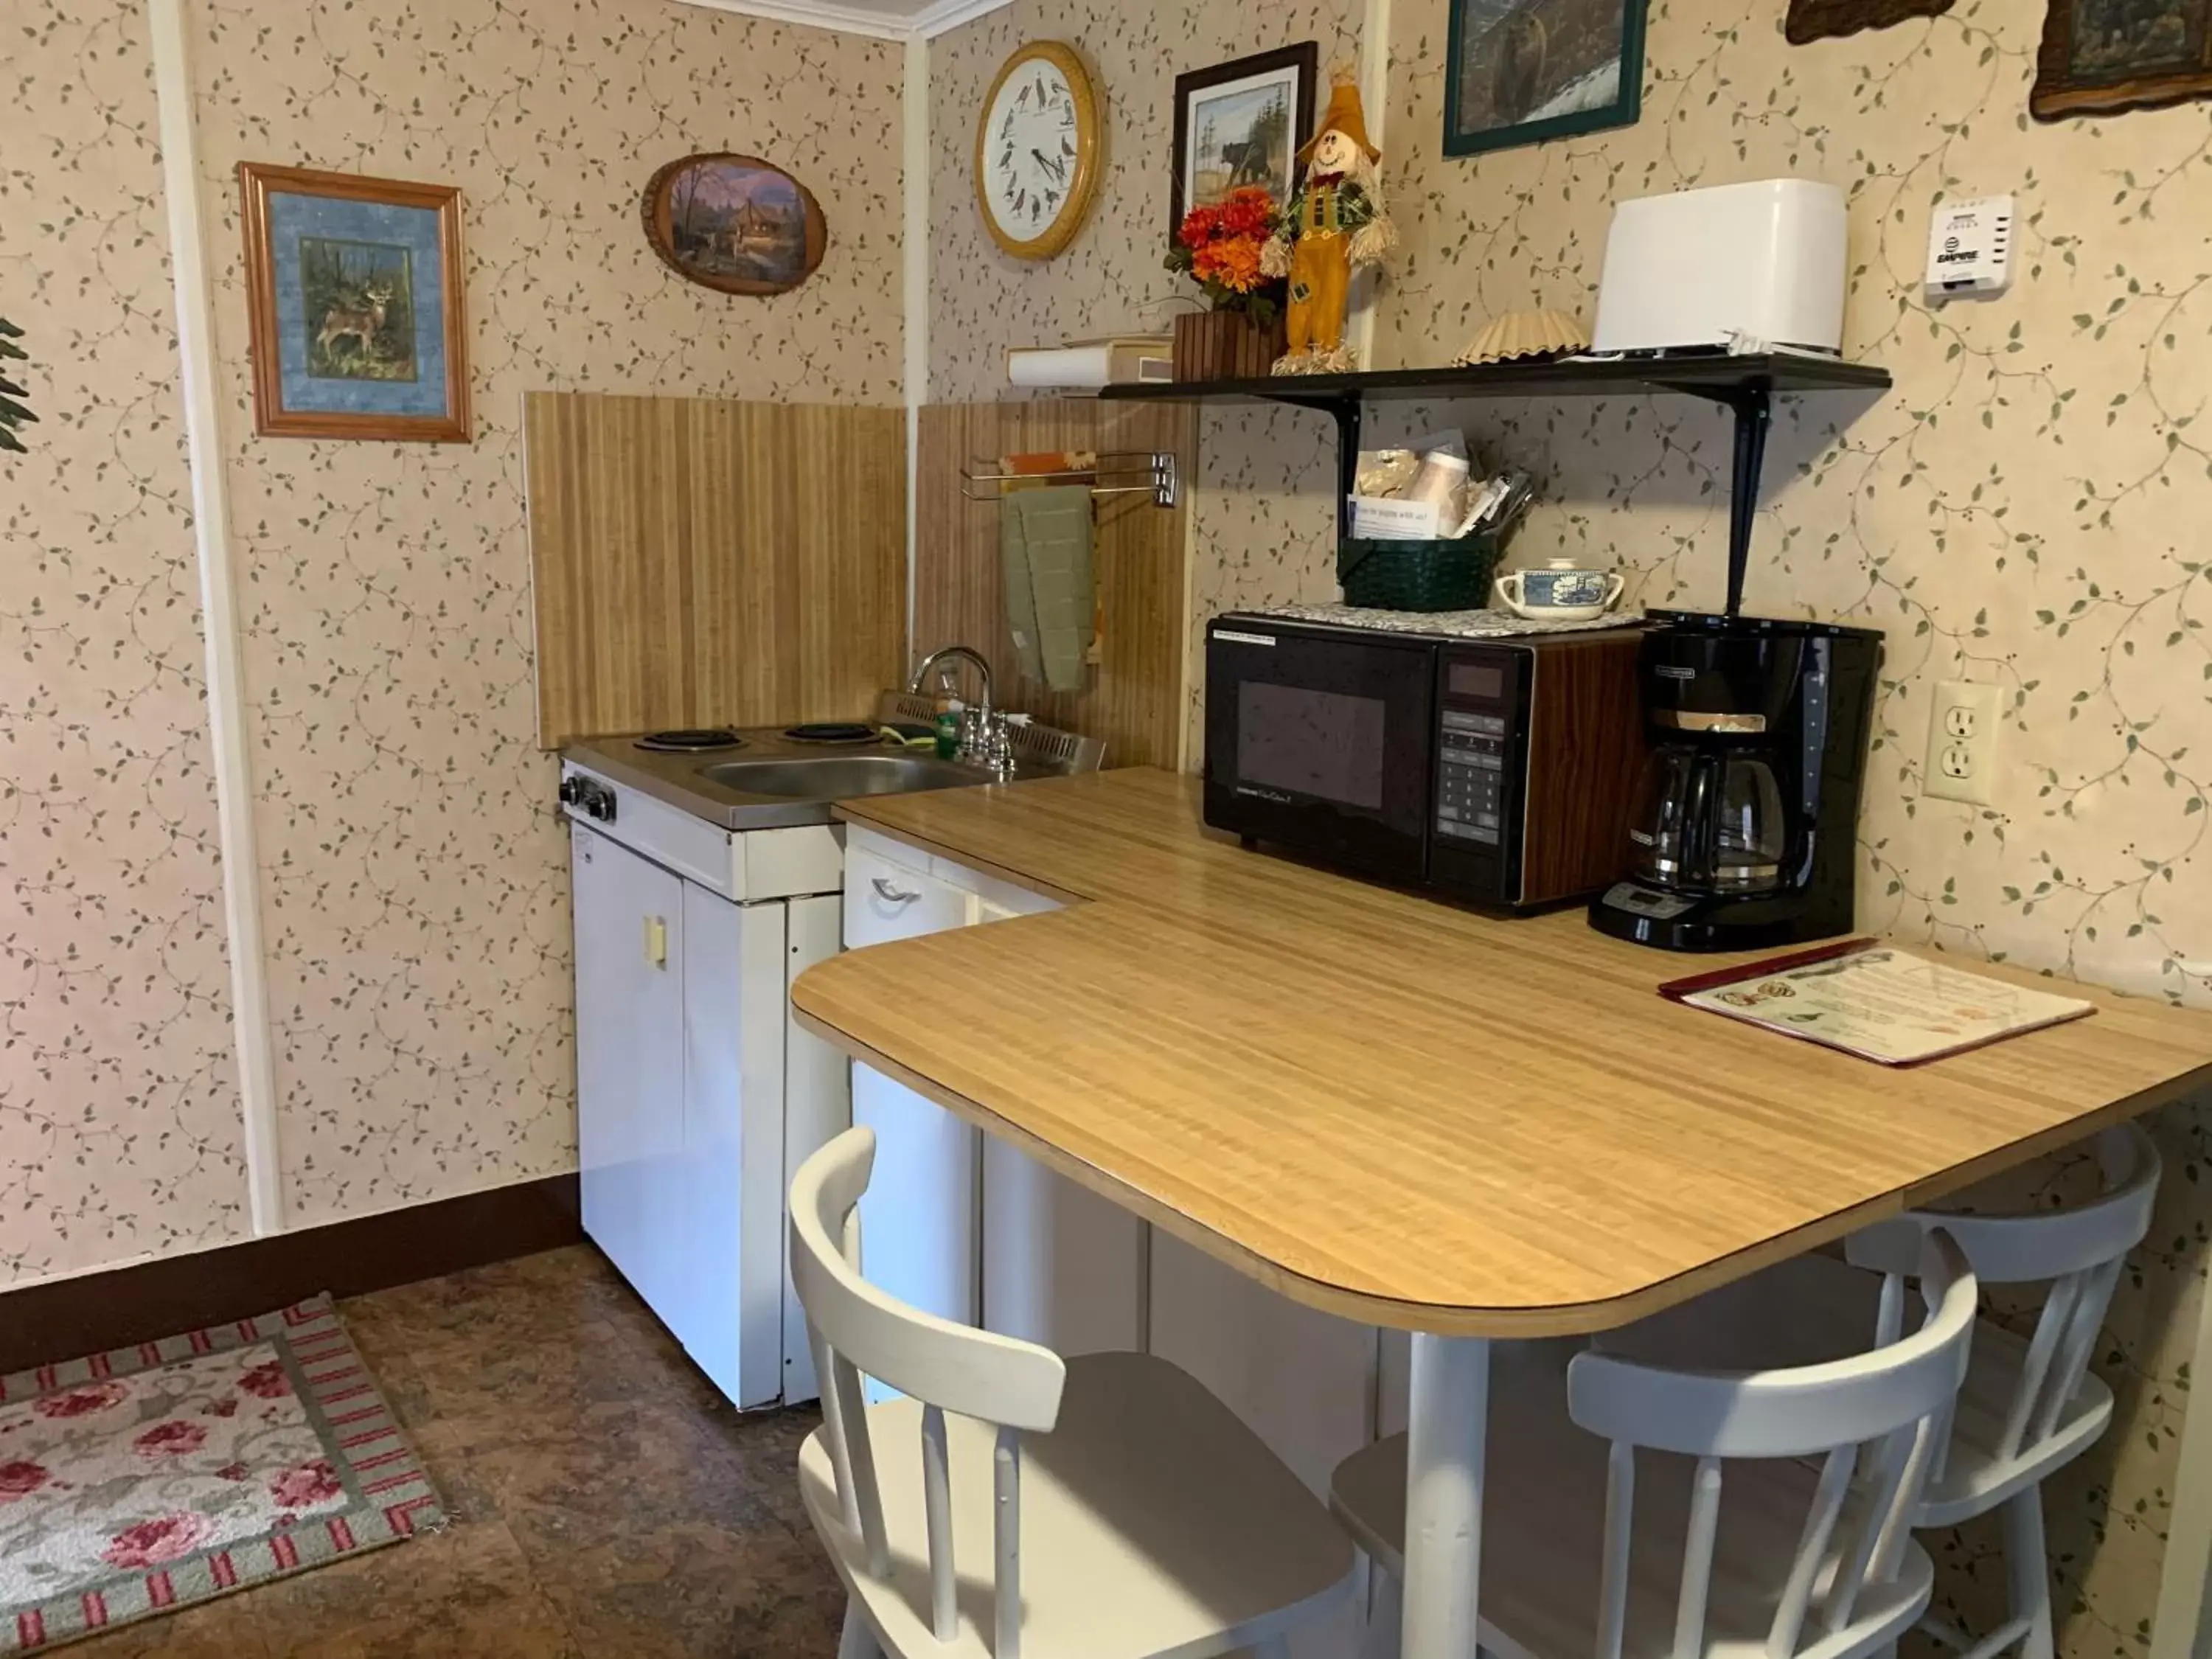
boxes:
[1659,942,2096,1066]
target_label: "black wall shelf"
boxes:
[1102,353,1891,616]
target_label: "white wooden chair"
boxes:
[1594,1124,2161,1659]
[1331,1230,1980,1659]
[789,1126,1357,1659]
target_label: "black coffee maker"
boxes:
[1590,611,1882,952]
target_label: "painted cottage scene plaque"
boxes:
[641,153,827,296]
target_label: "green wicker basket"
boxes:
[1337,530,1503,613]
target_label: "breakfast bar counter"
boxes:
[789,765,2212,1659]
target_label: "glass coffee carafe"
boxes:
[1630,742,1788,894]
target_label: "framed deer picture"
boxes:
[238,164,470,443]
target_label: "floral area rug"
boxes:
[0,1295,441,1651]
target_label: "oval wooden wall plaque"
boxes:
[641,153,827,296]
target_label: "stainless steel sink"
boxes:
[560,694,1104,832]
[698,754,982,799]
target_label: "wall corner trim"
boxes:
[147,0,285,1237]
[1351,0,1394,369]
[903,32,930,670]
[667,0,1012,44]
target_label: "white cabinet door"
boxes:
[573,824,689,1342]
[844,844,980,1396]
[676,885,788,1410]
[981,1138,1145,1354]
[780,892,849,1405]
[852,1060,978,1326]
[1149,1232,1378,1658]
[972,891,1147,1357]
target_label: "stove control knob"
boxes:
[558,775,583,807]
[588,784,617,824]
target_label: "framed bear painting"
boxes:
[1444,0,1649,157]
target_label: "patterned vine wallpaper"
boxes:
[186,0,902,1228]
[928,1,1357,778]
[929,0,2212,1649]
[1371,7,2212,1646]
[0,0,903,1285]
[0,0,254,1286]
[926,0,1362,405]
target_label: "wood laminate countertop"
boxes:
[791,768,2212,1337]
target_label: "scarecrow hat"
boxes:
[1298,71,1380,165]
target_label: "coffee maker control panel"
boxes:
[1436,709,1509,846]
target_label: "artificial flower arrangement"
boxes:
[1164,186,1287,326]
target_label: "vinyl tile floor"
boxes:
[70,1245,847,1658]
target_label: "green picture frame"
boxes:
[1442,0,1648,159]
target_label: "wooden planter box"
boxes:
[1172,311,1284,382]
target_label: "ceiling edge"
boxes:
[911,0,1016,38]
[669,0,1013,44]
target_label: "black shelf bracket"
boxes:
[1654,376,1773,618]
[1259,393,1364,548]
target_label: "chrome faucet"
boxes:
[906,644,1015,779]
[907,644,995,712]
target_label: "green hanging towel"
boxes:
[1001,484,1095,693]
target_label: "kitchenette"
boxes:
[19,0,2212,1654]
[531,156,2212,1659]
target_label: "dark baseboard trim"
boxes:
[0,1173,582,1375]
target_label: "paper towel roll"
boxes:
[1006,338,1172,391]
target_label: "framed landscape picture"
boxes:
[2031,0,2212,119]
[1169,43,1319,241]
[1444,0,1647,158]
[641,153,827,296]
[238,164,469,442]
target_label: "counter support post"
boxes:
[1401,1332,1489,1659]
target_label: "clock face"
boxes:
[975,44,1097,260]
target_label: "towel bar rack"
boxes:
[959,451,1178,509]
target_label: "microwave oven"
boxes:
[1203,613,1649,910]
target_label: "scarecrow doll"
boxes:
[1262,68,1397,374]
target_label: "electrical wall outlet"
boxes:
[1923,679,2000,804]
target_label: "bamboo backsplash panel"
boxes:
[525,392,906,748]
[914,400,1198,771]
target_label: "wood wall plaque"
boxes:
[1783,0,1954,44]
[641,153,827,296]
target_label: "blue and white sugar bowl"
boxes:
[1495,558,1625,623]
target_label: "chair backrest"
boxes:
[1845,1123,2160,1468]
[1566,1229,1978,1659]
[790,1127,1068,1658]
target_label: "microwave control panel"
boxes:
[1430,645,1533,903]
[1436,709,1511,845]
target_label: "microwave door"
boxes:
[1204,624,1435,881]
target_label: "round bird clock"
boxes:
[975,41,1101,260]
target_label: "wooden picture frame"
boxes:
[1784,0,1953,43]
[2031,0,2212,120]
[238,163,469,444]
[640,153,829,296]
[1169,42,1320,243]
[1444,0,1648,158]
[973,41,1104,262]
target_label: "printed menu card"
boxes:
[1659,942,2095,1066]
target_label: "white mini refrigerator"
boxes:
[565,765,849,1411]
